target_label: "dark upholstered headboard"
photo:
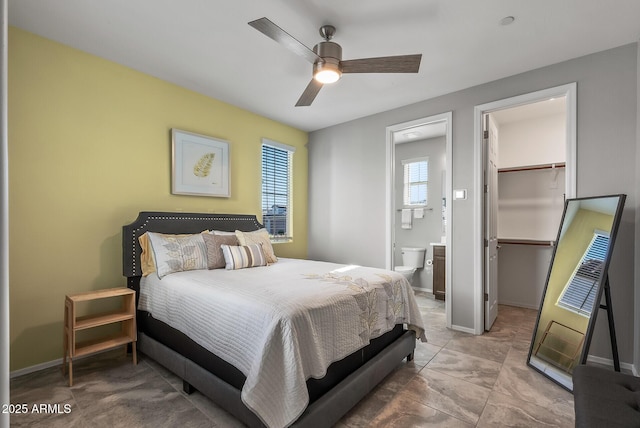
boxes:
[122,212,263,286]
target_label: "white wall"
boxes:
[498,113,566,168]
[308,43,638,366]
[498,170,565,241]
[496,111,566,241]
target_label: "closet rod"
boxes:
[498,162,566,173]
[498,238,555,247]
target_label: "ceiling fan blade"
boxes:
[248,17,320,64]
[295,79,323,106]
[341,54,422,74]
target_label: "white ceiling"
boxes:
[393,121,448,144]
[8,0,640,132]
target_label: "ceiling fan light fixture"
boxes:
[313,59,342,84]
[314,69,341,84]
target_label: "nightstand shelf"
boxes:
[75,310,134,330]
[74,332,134,357]
[63,287,137,386]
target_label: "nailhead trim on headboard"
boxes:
[122,212,263,278]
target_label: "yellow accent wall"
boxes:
[8,27,308,371]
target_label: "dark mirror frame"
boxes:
[526,194,626,391]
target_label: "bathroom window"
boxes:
[262,139,295,242]
[402,157,429,206]
[556,231,609,317]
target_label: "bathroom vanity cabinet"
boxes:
[433,244,445,301]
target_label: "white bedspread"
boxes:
[139,258,426,428]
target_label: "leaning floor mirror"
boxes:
[527,194,626,390]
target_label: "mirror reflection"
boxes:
[528,195,625,390]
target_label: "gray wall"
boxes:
[308,43,638,366]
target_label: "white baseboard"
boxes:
[498,300,539,310]
[451,324,476,335]
[586,354,637,375]
[11,358,63,378]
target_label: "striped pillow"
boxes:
[221,244,267,270]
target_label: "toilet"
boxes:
[394,247,426,283]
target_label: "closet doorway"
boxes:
[474,84,577,334]
[385,112,453,328]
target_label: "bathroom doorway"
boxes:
[385,112,452,327]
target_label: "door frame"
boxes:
[484,113,500,331]
[472,83,577,335]
[385,111,453,327]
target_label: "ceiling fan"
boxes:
[248,17,422,106]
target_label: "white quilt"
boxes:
[139,258,426,428]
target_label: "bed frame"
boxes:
[122,211,416,427]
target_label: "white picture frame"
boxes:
[171,129,230,197]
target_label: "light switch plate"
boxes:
[454,189,467,200]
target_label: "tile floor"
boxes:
[10,291,575,427]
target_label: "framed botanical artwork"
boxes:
[171,129,230,197]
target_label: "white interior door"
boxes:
[484,114,499,331]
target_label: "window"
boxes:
[557,232,609,317]
[261,139,295,241]
[402,157,429,206]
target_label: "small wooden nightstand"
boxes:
[62,287,137,386]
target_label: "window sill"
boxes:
[270,238,293,245]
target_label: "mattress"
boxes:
[138,312,405,404]
[139,258,426,428]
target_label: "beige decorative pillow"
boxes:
[202,233,239,269]
[139,233,156,277]
[147,232,208,278]
[235,229,277,264]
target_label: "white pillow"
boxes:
[211,230,237,236]
[147,232,208,278]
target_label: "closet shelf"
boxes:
[498,238,555,247]
[498,162,565,173]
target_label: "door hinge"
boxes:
[484,184,488,193]
[484,292,489,302]
[483,130,489,139]
[484,238,488,247]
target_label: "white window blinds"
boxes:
[557,232,609,317]
[261,139,294,240]
[402,158,429,206]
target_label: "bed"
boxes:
[122,212,426,428]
